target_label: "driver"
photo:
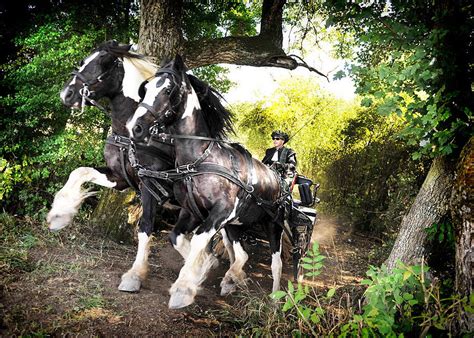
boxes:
[262,130,297,178]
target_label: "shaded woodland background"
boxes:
[1,0,472,335]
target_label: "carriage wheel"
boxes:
[296,217,316,282]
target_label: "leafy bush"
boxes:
[341,262,469,337]
[265,247,469,337]
[270,242,336,336]
[324,107,430,236]
[0,22,111,216]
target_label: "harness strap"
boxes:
[185,177,205,221]
[119,146,140,191]
[106,135,139,192]
[139,102,159,117]
[140,178,164,204]
[156,133,233,143]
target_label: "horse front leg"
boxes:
[220,225,248,296]
[169,208,199,260]
[47,167,117,231]
[119,186,156,292]
[168,203,237,309]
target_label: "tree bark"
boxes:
[385,156,455,270]
[89,189,138,244]
[138,0,183,63]
[450,136,474,333]
[137,0,306,72]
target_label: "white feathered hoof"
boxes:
[118,273,141,292]
[220,279,236,296]
[168,285,196,309]
[47,210,73,231]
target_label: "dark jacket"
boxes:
[262,146,297,169]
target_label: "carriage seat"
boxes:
[295,175,314,207]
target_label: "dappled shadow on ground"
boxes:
[0,215,378,335]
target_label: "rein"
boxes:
[136,135,290,221]
[77,88,112,117]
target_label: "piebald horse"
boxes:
[128,56,288,309]
[47,41,175,292]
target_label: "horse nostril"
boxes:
[133,124,143,137]
[65,88,74,100]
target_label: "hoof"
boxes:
[47,212,72,231]
[168,287,196,309]
[220,281,236,296]
[118,274,141,292]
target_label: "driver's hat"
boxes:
[271,130,289,143]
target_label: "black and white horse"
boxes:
[47,41,176,292]
[127,56,288,309]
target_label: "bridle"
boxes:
[137,68,184,136]
[71,58,123,116]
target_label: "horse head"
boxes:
[127,55,190,143]
[127,55,234,144]
[60,41,126,108]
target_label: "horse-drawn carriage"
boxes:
[47,41,319,309]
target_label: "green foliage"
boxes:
[341,262,467,337]
[323,1,473,158]
[324,106,429,234]
[425,221,454,247]
[0,18,122,215]
[267,255,467,337]
[233,77,358,182]
[0,213,41,273]
[183,1,259,40]
[299,241,326,278]
[270,242,336,336]
[192,65,235,94]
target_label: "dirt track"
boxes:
[0,215,377,335]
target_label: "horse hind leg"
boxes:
[267,223,284,292]
[47,167,116,231]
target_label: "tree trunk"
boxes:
[89,189,139,244]
[385,156,455,270]
[138,0,183,63]
[450,136,474,333]
[137,0,309,72]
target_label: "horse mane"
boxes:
[96,41,157,77]
[188,74,235,140]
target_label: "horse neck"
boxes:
[109,93,138,136]
[173,104,213,165]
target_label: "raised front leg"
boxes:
[47,167,116,231]
[119,186,156,292]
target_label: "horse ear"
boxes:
[173,54,187,73]
[138,80,148,100]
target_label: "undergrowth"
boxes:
[229,242,473,337]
